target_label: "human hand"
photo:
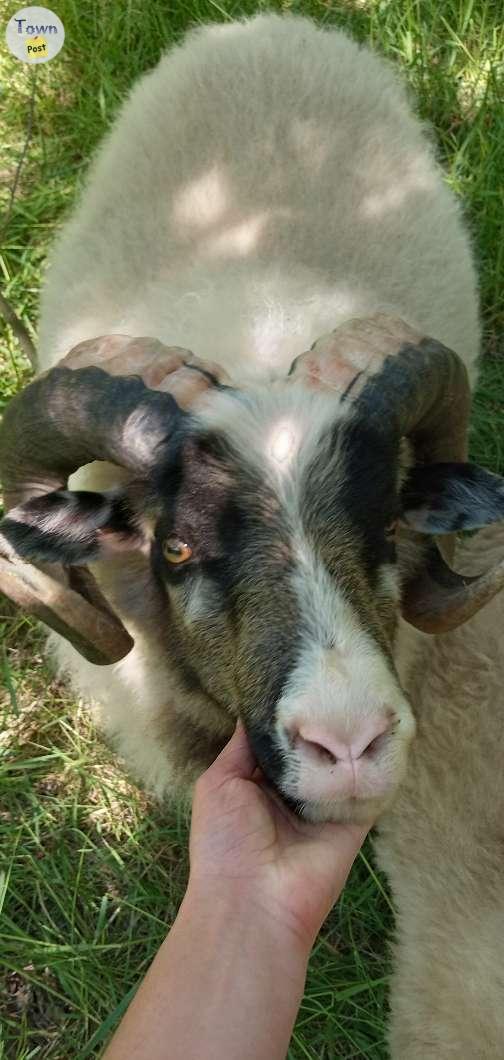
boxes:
[188,724,371,953]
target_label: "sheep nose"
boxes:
[292,714,393,766]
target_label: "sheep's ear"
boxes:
[400,463,504,534]
[0,489,148,565]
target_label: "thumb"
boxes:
[206,721,257,783]
[314,820,371,894]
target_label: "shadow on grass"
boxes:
[0,614,392,1058]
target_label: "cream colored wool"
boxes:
[377,525,504,1058]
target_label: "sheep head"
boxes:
[1,319,503,823]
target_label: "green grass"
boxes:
[1,0,503,1056]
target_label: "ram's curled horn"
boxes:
[289,313,504,633]
[401,540,504,634]
[0,335,225,664]
[0,537,134,665]
[289,314,470,463]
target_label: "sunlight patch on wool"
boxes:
[266,416,301,469]
[360,163,435,219]
[173,166,229,227]
[204,212,269,257]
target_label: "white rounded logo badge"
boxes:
[6,6,64,64]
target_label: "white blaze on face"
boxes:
[194,383,415,819]
[274,547,416,822]
[266,416,302,469]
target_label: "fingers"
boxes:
[319,820,370,859]
[336,823,370,884]
[304,820,370,903]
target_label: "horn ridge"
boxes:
[0,364,185,511]
[286,314,504,631]
[0,533,133,664]
[353,337,471,465]
[402,540,504,633]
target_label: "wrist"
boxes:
[182,877,313,969]
[148,878,310,1060]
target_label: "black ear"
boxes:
[0,489,146,565]
[401,462,504,534]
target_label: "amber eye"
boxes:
[163,537,193,564]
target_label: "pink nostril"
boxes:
[291,714,394,766]
[296,737,338,766]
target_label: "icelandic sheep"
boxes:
[1,15,504,827]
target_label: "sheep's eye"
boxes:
[163,537,193,564]
[385,520,397,540]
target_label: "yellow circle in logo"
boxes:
[25,33,47,59]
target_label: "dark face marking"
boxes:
[149,429,304,746]
[303,419,399,572]
[301,418,401,652]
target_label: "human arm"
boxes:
[103,725,369,1060]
